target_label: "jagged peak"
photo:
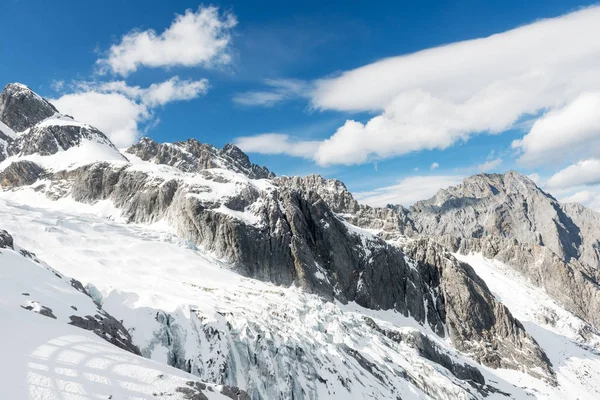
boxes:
[419,170,548,208]
[127,136,274,180]
[0,82,59,133]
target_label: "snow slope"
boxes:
[0,230,244,400]
[0,189,562,400]
[455,252,600,400]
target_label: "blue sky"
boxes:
[2,0,600,208]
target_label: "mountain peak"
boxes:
[126,137,274,179]
[0,83,59,133]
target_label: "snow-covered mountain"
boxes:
[2,82,600,399]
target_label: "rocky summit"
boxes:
[2,82,600,399]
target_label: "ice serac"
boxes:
[126,136,274,179]
[0,228,139,354]
[0,82,58,132]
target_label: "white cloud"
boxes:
[547,159,600,189]
[512,92,600,165]
[430,162,439,170]
[51,77,208,147]
[97,6,237,76]
[528,173,542,185]
[477,158,502,172]
[234,133,320,158]
[353,175,463,207]
[52,91,148,148]
[561,189,600,211]
[233,79,312,106]
[242,6,600,166]
[96,77,209,107]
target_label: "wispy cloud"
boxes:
[477,158,502,172]
[97,6,237,76]
[234,133,320,158]
[233,79,312,106]
[513,92,600,165]
[353,175,463,207]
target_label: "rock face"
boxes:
[277,174,416,240]
[126,137,273,180]
[436,235,600,333]
[0,160,45,187]
[404,172,600,334]
[403,238,555,382]
[410,171,600,272]
[0,83,58,132]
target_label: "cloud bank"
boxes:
[238,6,600,167]
[51,77,208,147]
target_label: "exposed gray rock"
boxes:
[0,130,14,162]
[363,316,485,386]
[436,235,600,333]
[21,303,57,319]
[276,174,417,240]
[403,238,555,383]
[0,229,14,249]
[126,137,273,179]
[410,171,600,272]
[69,313,141,355]
[0,160,45,187]
[0,83,58,132]
[176,381,250,400]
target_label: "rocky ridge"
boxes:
[127,136,274,180]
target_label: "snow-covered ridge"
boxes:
[0,196,545,399]
[0,226,250,400]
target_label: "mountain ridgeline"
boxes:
[2,82,600,399]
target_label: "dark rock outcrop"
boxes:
[437,235,600,333]
[363,316,485,386]
[276,175,417,240]
[403,238,555,383]
[0,229,14,249]
[0,160,45,187]
[176,381,250,400]
[0,83,58,132]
